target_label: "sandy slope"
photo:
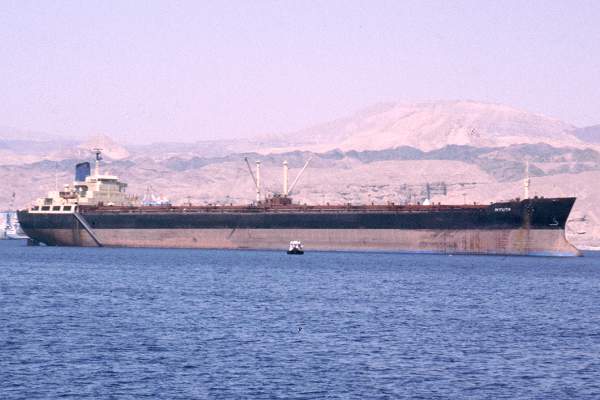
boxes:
[266,100,582,152]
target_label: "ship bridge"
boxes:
[29,151,135,213]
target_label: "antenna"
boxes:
[244,157,261,203]
[524,161,530,199]
[92,148,103,176]
[288,157,312,196]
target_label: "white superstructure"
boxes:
[29,150,136,213]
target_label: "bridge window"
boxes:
[52,206,61,211]
[63,206,72,211]
[41,206,50,211]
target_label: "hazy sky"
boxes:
[1,0,599,143]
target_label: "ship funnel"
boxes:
[75,162,91,182]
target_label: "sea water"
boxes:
[1,240,599,399]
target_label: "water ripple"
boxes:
[1,241,599,399]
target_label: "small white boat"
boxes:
[287,240,304,255]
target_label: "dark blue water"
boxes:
[1,241,599,399]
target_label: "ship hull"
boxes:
[19,227,578,256]
[18,197,581,256]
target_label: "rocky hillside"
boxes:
[263,101,584,152]
[2,143,600,248]
[573,125,600,144]
[2,100,600,248]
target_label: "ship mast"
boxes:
[524,161,530,199]
[244,157,261,203]
[92,148,103,177]
[244,157,311,203]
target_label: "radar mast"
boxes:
[92,148,103,177]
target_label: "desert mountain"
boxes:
[0,132,128,164]
[0,101,591,162]
[42,134,131,161]
[0,126,67,141]
[77,134,130,160]
[0,127,77,165]
[267,101,582,152]
[2,100,600,248]
[573,125,600,144]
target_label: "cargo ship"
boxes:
[18,151,580,256]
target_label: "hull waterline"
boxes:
[19,227,580,256]
[18,197,581,256]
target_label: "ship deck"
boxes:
[83,203,491,214]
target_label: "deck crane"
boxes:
[244,157,261,203]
